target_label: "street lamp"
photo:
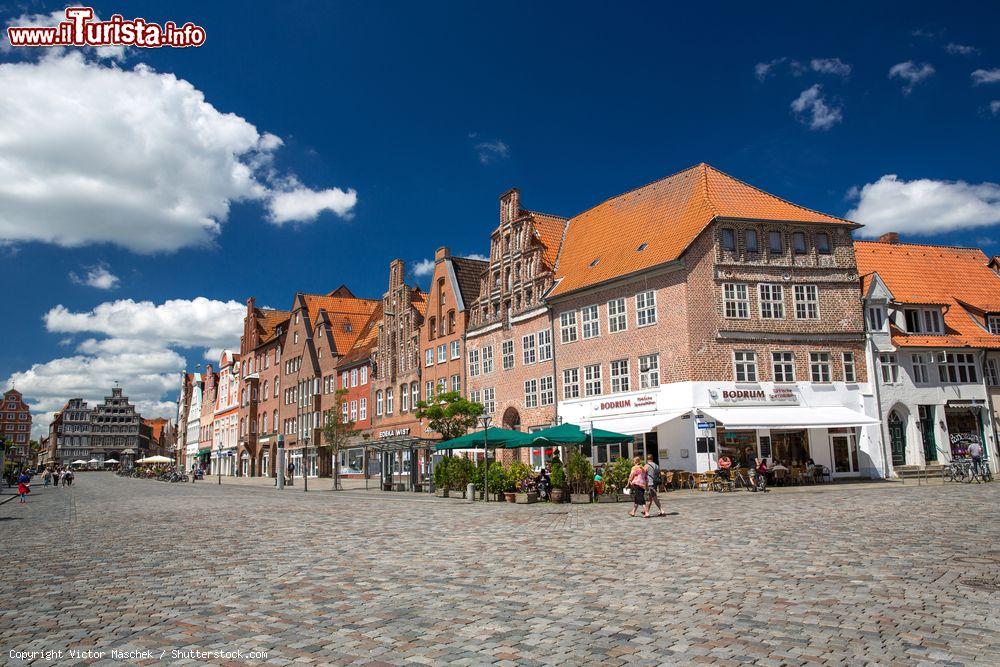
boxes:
[303,436,309,492]
[217,439,222,486]
[479,413,491,503]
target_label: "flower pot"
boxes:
[549,488,565,503]
[515,491,538,504]
[504,492,516,503]
[570,493,591,504]
[435,488,449,498]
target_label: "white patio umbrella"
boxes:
[104,458,119,464]
[71,459,88,465]
[137,455,173,464]
[87,458,100,464]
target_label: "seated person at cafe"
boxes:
[717,455,732,479]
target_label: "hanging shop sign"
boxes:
[708,387,799,406]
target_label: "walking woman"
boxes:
[17,471,31,504]
[627,456,648,518]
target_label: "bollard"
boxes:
[466,483,474,503]
[276,439,285,490]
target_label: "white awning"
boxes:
[700,406,879,430]
[585,410,689,435]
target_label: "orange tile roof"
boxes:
[340,302,382,367]
[258,309,289,343]
[143,417,168,442]
[551,163,854,297]
[529,211,569,270]
[855,241,1000,349]
[301,294,379,354]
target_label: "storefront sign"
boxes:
[709,387,799,406]
[379,427,410,439]
[593,394,657,414]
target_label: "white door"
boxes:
[829,434,860,476]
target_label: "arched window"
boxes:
[274,376,279,397]
[262,380,268,397]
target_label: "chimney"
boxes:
[879,232,900,244]
[435,246,450,262]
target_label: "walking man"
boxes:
[969,440,984,478]
[644,454,663,517]
[286,461,295,487]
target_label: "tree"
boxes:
[414,391,484,441]
[322,388,355,491]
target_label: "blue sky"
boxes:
[2,1,999,434]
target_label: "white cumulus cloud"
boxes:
[847,174,1000,237]
[754,58,786,81]
[971,68,1000,85]
[474,140,510,165]
[790,85,843,130]
[412,258,436,277]
[69,263,119,289]
[945,43,979,56]
[888,61,935,94]
[990,101,1000,115]
[810,58,851,77]
[0,53,357,253]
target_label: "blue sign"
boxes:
[696,421,716,430]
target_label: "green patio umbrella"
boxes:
[435,427,533,451]
[504,422,632,448]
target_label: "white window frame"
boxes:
[376,391,384,416]
[608,298,627,333]
[610,359,630,393]
[502,340,514,370]
[524,379,539,409]
[483,388,496,415]
[424,349,434,367]
[639,354,659,389]
[482,345,495,374]
[758,284,784,319]
[469,349,481,377]
[879,353,900,384]
[581,305,600,339]
[359,398,367,421]
[563,368,580,399]
[842,352,857,383]
[540,376,554,406]
[450,340,461,360]
[723,283,750,319]
[772,351,796,383]
[360,366,368,385]
[985,357,1000,386]
[537,329,553,362]
[559,311,578,343]
[938,352,977,384]
[584,364,602,397]
[809,352,832,383]
[437,343,447,363]
[636,290,657,327]
[522,334,537,365]
[988,315,1000,335]
[794,285,820,320]
[386,389,394,415]
[734,350,758,383]
[911,353,930,384]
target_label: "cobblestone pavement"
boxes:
[2,475,999,666]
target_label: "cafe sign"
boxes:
[592,393,657,415]
[709,387,799,406]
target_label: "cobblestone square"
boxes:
[2,475,999,666]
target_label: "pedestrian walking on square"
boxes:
[65,469,74,487]
[42,469,51,488]
[17,471,30,503]
[627,456,648,518]
[287,461,295,487]
[644,454,663,517]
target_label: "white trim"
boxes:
[510,307,548,324]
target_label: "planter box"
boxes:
[434,488,449,498]
[515,492,539,504]
[448,488,465,499]
[570,493,592,504]
[549,489,565,503]
[597,494,627,503]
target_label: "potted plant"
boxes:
[507,460,536,504]
[433,456,450,497]
[598,456,632,502]
[486,460,506,501]
[471,459,486,500]
[449,455,472,498]
[567,449,594,503]
[549,459,567,503]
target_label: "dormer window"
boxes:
[904,307,943,334]
[866,305,886,332]
[721,228,736,251]
[988,314,1000,335]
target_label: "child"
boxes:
[17,472,31,503]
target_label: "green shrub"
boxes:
[566,448,595,495]
[506,460,534,492]
[602,456,632,495]
[449,456,473,491]
[486,461,506,496]
[550,459,566,490]
[433,456,451,489]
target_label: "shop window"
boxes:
[734,351,758,382]
[745,229,759,253]
[758,284,784,319]
[770,430,811,467]
[719,430,757,468]
[809,352,832,383]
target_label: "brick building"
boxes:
[89,386,152,465]
[238,298,289,477]
[550,164,878,476]
[278,288,378,478]
[1,389,32,465]
[197,365,218,472]
[144,417,172,457]
[419,247,488,416]
[465,190,567,463]
[211,351,241,476]
[333,302,381,476]
[370,260,430,477]
[856,237,1000,476]
[174,372,193,470]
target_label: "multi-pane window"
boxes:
[522,334,537,365]
[879,353,899,384]
[985,358,1000,386]
[451,374,461,393]
[581,305,600,339]
[437,344,447,363]
[938,352,977,383]
[758,284,784,319]
[450,340,461,359]
[482,346,494,374]
[816,233,831,254]
[425,380,434,400]
[563,368,580,399]
[734,351,758,382]
[809,352,831,383]
[524,379,539,408]
[843,352,857,382]
[610,359,630,393]
[540,377,554,406]
[386,389,393,414]
[772,352,795,382]
[359,398,367,420]
[746,229,759,253]
[723,283,750,319]
[350,401,358,421]
[721,228,736,251]
[351,369,358,387]
[482,388,496,414]
[424,349,434,367]
[469,349,480,377]
[400,385,409,412]
[502,340,514,370]
[866,306,886,331]
[911,354,930,384]
[559,311,578,343]
[794,285,819,319]
[636,290,656,326]
[360,366,368,384]
[792,232,807,254]
[538,329,553,362]
[639,354,660,389]
[376,391,383,416]
[989,316,1000,335]
[608,298,627,332]
[769,231,783,253]
[584,364,603,396]
[470,389,480,406]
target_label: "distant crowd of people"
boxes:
[3,466,75,504]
